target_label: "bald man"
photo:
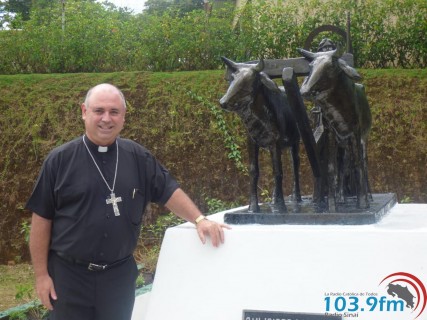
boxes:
[27,84,229,320]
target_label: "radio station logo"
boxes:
[323,272,426,319]
[379,272,427,319]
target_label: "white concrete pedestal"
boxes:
[133,204,427,320]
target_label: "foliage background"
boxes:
[0,69,426,265]
[0,0,426,74]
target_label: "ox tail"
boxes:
[282,68,321,180]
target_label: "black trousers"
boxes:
[48,252,139,320]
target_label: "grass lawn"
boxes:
[0,264,35,312]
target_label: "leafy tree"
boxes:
[145,0,204,16]
[1,0,32,20]
[0,0,425,73]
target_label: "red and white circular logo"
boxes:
[379,272,427,319]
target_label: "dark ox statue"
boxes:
[219,57,301,213]
[298,48,372,210]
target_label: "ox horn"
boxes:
[332,44,345,58]
[221,56,239,71]
[254,59,265,72]
[297,48,317,61]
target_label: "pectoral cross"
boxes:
[106,192,122,216]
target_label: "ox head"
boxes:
[219,56,265,112]
[298,48,362,101]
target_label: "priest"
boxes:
[26,83,230,320]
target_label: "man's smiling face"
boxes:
[81,84,126,146]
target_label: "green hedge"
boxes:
[0,0,425,74]
[0,69,426,264]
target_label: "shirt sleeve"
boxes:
[147,154,179,205]
[25,154,56,219]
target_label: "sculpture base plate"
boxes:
[224,193,396,225]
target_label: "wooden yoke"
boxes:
[238,53,353,79]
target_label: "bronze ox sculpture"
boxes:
[219,57,302,213]
[298,48,372,210]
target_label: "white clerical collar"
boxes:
[83,135,115,153]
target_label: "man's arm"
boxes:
[164,188,230,247]
[29,213,57,310]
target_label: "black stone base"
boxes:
[224,193,397,225]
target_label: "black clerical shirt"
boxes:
[26,136,179,263]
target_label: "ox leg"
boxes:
[270,143,287,213]
[343,143,357,197]
[313,126,328,209]
[351,134,369,209]
[290,142,302,202]
[362,139,373,201]
[247,137,260,213]
[336,145,346,204]
[327,130,338,212]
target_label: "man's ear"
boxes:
[81,103,87,120]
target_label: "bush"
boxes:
[0,0,425,74]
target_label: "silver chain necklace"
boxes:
[82,135,122,216]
